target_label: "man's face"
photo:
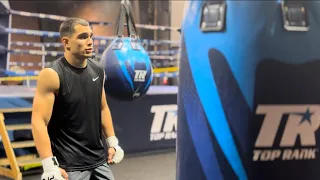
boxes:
[65,25,93,58]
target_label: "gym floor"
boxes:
[0,150,176,180]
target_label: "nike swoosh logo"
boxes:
[93,77,99,81]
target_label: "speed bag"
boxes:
[100,36,153,101]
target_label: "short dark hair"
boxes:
[59,18,90,38]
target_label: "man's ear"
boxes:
[61,37,70,49]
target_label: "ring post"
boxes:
[0,1,10,76]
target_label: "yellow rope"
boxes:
[0,76,38,81]
[152,67,178,73]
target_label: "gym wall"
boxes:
[7,1,170,71]
[9,1,41,72]
[170,1,185,41]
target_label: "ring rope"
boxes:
[9,61,44,67]
[9,41,180,56]
[8,9,111,26]
[0,73,180,82]
[10,41,63,48]
[0,71,179,82]
[1,70,40,77]
[0,72,179,81]
[5,9,180,32]
[3,47,178,58]
[1,65,178,78]
[148,55,176,61]
[0,26,180,46]
[0,76,38,81]
[5,48,64,57]
[8,61,179,73]
[152,67,178,73]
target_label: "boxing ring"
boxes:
[0,1,180,179]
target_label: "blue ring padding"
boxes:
[0,97,32,109]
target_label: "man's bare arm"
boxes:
[31,68,59,159]
[101,73,115,138]
[100,72,124,164]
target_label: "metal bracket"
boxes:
[130,34,141,51]
[112,36,124,50]
[200,1,226,32]
[121,0,130,5]
[281,1,309,32]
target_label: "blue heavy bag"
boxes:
[100,35,153,101]
[177,1,320,180]
[100,1,153,101]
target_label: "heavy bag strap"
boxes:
[113,0,141,51]
[115,0,138,37]
[115,2,127,37]
[123,3,138,36]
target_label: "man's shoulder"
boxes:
[46,56,64,69]
[44,57,66,81]
[37,68,60,90]
[88,57,104,71]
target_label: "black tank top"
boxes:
[47,57,106,171]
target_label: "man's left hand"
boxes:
[106,136,124,164]
[107,147,116,164]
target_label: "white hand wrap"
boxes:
[41,156,65,180]
[106,136,119,147]
[106,136,124,163]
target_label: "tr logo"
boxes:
[150,105,177,141]
[134,70,147,82]
[253,105,320,161]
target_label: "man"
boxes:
[31,18,124,180]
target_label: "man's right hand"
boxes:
[41,156,68,180]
